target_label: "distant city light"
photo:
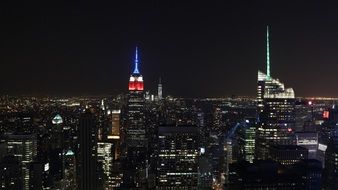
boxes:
[52,114,63,124]
[323,111,329,119]
[200,147,205,154]
[44,163,49,172]
[318,143,328,151]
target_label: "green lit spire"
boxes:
[266,25,270,78]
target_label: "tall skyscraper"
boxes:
[256,26,296,160]
[158,77,162,100]
[122,47,148,188]
[126,47,146,147]
[50,114,64,183]
[77,110,98,190]
[236,119,256,163]
[64,150,76,190]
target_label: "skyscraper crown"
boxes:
[129,46,144,91]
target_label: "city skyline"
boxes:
[2,1,338,189]
[1,1,338,97]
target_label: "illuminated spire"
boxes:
[133,47,140,74]
[266,25,270,78]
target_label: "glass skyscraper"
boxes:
[256,27,296,160]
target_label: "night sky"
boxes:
[1,1,338,97]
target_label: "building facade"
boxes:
[77,110,98,190]
[156,125,199,189]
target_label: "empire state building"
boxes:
[122,47,148,188]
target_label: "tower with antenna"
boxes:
[128,47,144,91]
[256,26,296,160]
[123,47,148,188]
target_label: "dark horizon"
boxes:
[1,1,338,97]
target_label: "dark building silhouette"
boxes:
[49,114,65,182]
[77,110,98,190]
[323,138,338,189]
[228,159,321,190]
[228,160,304,189]
[0,155,22,189]
[294,159,322,190]
[29,161,44,190]
[269,144,308,165]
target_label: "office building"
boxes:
[269,144,308,165]
[228,160,305,189]
[228,159,321,189]
[64,150,76,190]
[49,114,64,182]
[295,132,318,159]
[122,47,148,188]
[256,26,296,160]
[97,142,114,189]
[5,134,37,190]
[156,125,199,189]
[108,109,121,160]
[236,119,256,163]
[77,110,98,190]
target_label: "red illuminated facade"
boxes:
[128,76,144,91]
[323,111,329,119]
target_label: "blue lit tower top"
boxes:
[133,47,140,74]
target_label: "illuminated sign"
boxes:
[108,135,120,139]
[112,110,121,114]
[323,111,329,119]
